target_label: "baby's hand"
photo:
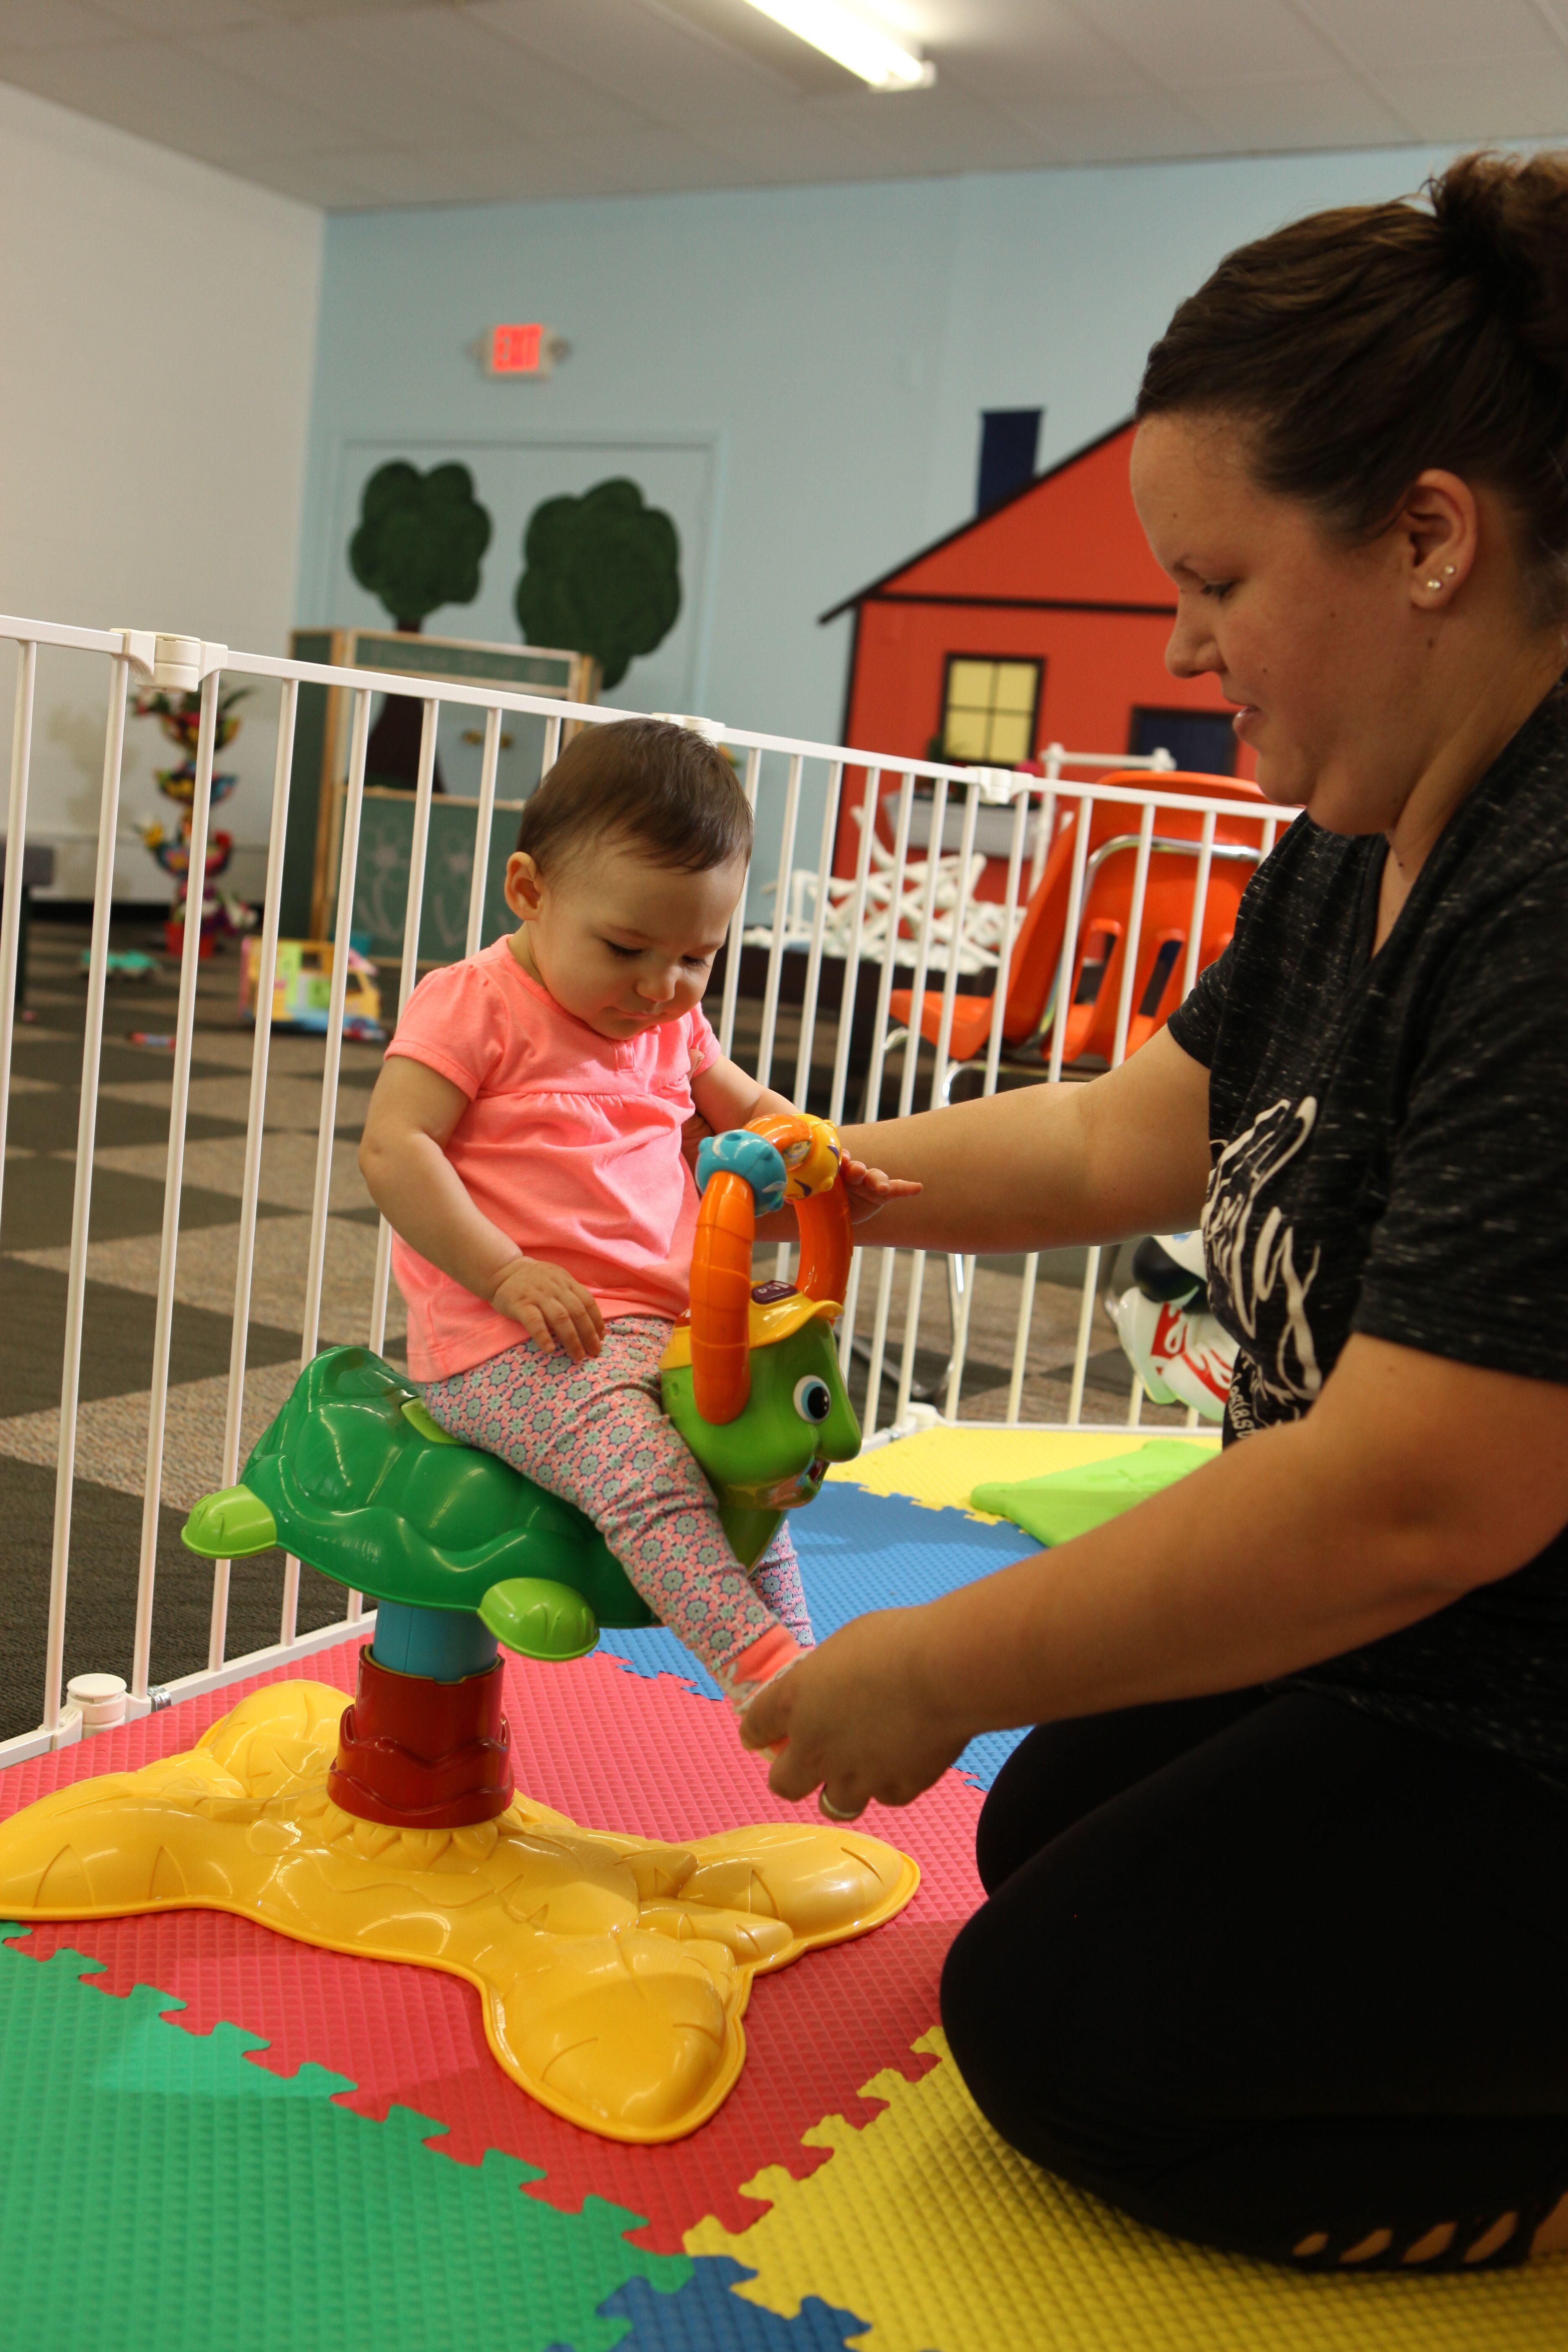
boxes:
[491,1256,605,1361]
[838,1155,922,1226]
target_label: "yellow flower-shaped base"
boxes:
[0,1680,919,2143]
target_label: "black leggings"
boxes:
[939,1689,1568,2269]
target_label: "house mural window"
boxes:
[939,655,1043,766]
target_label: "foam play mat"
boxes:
[2,1429,1564,2350]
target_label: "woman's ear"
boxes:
[503,851,544,922]
[1400,469,1479,611]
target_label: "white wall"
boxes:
[0,83,322,900]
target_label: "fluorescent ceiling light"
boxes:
[738,0,934,89]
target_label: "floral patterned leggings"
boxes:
[421,1318,813,1689]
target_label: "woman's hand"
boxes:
[491,1255,605,1361]
[838,1155,922,1225]
[740,1608,970,1816]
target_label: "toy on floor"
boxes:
[84,948,157,980]
[1110,1231,1236,1422]
[132,682,258,952]
[0,1114,916,2144]
[239,934,385,1043]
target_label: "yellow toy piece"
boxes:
[0,1679,918,2144]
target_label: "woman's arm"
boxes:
[358,1057,603,1359]
[744,1332,1568,1810]
[836,1025,1213,1255]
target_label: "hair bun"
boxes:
[1429,151,1568,383]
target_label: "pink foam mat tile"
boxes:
[6,1639,985,2255]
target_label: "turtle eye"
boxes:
[793,1375,832,1425]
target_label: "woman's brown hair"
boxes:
[1136,151,1568,616]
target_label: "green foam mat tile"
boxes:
[0,1928,688,2352]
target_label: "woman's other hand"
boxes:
[740,1608,968,1815]
[838,1155,922,1225]
[491,1255,605,1361]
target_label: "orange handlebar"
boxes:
[688,1113,849,1427]
[690,1168,757,1426]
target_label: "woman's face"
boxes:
[1131,413,1458,833]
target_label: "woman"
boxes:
[745,152,1568,2271]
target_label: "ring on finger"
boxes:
[819,1790,865,1823]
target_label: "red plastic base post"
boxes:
[327,1647,514,1828]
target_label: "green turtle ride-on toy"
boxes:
[0,1120,925,2148]
[179,1110,859,1825]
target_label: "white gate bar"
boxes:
[130,669,221,1702]
[717,745,761,1061]
[1108,799,1157,1072]
[789,759,843,1111]
[826,765,880,1127]
[368,698,438,1360]
[1180,809,1218,1001]
[843,773,916,1421]
[42,655,132,1733]
[288,686,371,1646]
[926,786,980,1418]
[753,753,804,1092]
[891,779,949,1431]
[208,678,299,1672]
[463,705,505,958]
[0,639,38,1221]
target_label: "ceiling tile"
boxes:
[235,146,391,201]
[931,0,1144,104]
[1293,0,1565,74]
[0,1,127,49]
[316,6,645,141]
[93,0,263,30]
[469,0,799,124]
[997,80,1223,165]
[1372,54,1568,139]
[1186,71,1415,149]
[185,18,529,144]
[410,137,634,199]
[0,36,343,154]
[812,77,1053,174]
[1070,0,1345,84]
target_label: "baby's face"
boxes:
[505,842,743,1041]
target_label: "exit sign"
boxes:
[489,322,556,377]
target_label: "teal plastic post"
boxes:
[372,1600,499,1683]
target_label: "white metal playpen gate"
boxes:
[0,614,1279,1766]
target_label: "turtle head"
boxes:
[659,1115,860,1564]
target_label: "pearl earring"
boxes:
[1425,578,1442,590]
[1443,564,1456,575]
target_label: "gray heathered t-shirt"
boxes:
[1168,690,1568,1790]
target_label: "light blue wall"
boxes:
[302,144,1464,752]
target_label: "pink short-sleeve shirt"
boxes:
[385,937,720,1380]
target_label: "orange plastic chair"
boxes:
[887,770,1269,1082]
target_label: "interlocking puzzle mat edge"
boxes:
[832,1424,1219,1519]
[689,2027,1568,2352]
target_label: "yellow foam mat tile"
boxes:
[687,2030,1568,2352]
[831,1426,1219,1519]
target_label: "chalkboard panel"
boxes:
[338,788,522,966]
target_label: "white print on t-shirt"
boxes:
[1204,1095,1324,1415]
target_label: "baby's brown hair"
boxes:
[515,717,752,875]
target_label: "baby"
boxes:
[359,716,910,1716]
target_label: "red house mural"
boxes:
[820,417,1251,879]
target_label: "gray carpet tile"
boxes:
[0,1456,347,1744]
[0,1254,304,1419]
[0,1155,294,1252]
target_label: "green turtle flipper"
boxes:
[480,1578,599,1663]
[182,1484,278,1560]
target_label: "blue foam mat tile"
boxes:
[583,2257,869,2351]
[595,1483,1033,1790]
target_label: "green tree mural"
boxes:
[351,461,492,631]
[514,477,681,692]
[350,462,493,789]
